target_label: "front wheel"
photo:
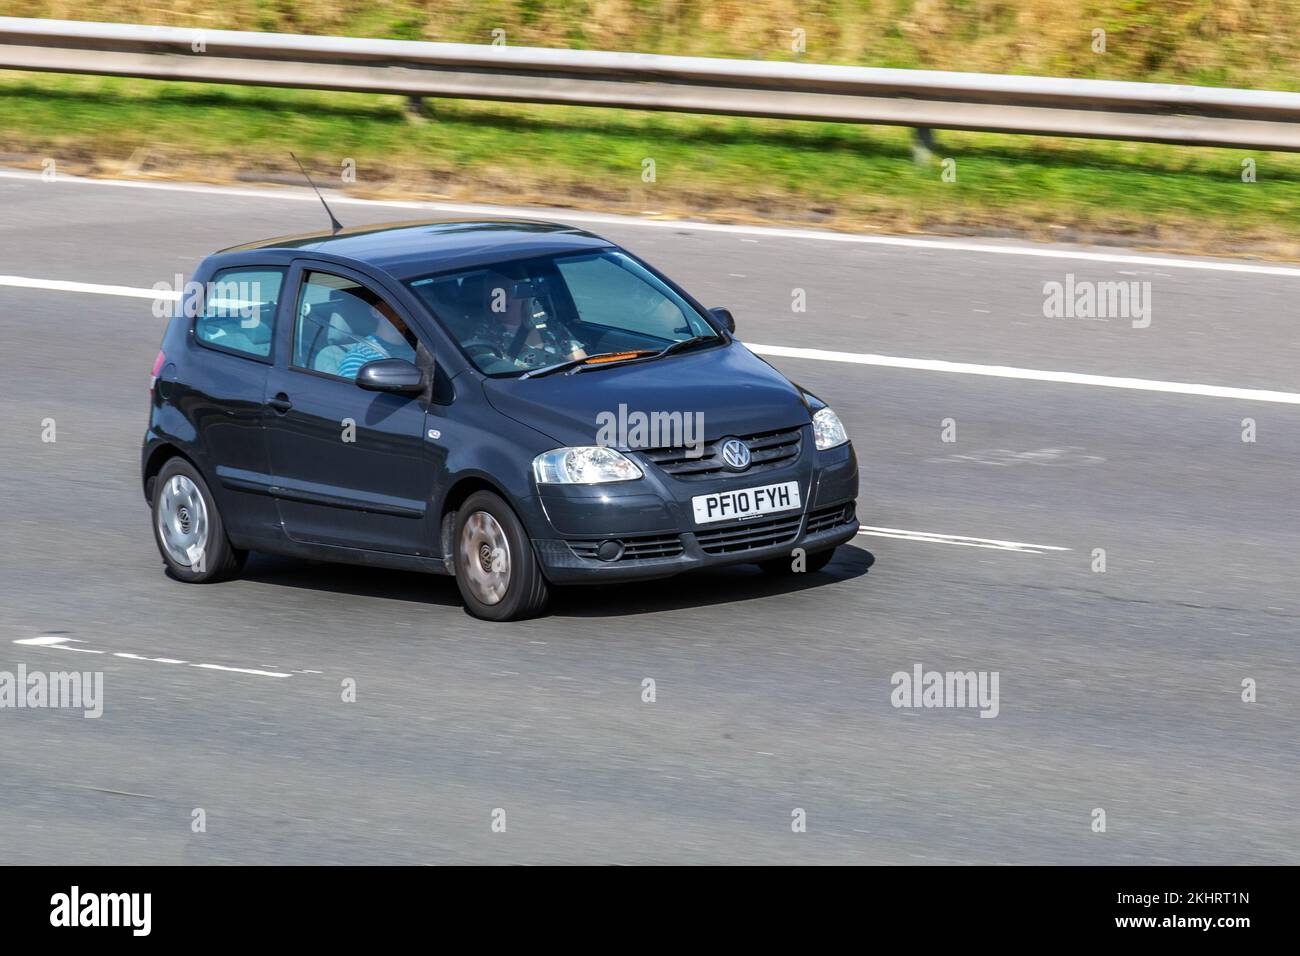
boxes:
[453,491,550,621]
[757,546,836,576]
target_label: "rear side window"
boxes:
[194,267,285,359]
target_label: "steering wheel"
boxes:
[462,340,508,362]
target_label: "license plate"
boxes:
[691,480,801,525]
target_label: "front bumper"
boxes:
[525,437,860,584]
[533,503,859,583]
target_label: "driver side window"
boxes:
[293,272,418,381]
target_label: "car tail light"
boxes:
[150,350,166,394]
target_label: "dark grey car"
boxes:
[143,219,859,620]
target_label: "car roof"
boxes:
[215,218,617,279]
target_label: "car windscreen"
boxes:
[406,250,720,376]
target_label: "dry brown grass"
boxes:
[4,0,1300,88]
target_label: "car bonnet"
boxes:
[479,342,812,449]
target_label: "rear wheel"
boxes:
[453,491,550,621]
[151,457,246,582]
[758,546,836,576]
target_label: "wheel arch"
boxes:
[437,474,515,566]
[142,443,205,504]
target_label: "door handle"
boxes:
[267,394,293,413]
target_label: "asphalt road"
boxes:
[0,170,1296,864]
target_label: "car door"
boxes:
[263,262,435,555]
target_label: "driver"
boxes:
[470,273,587,369]
[334,298,417,381]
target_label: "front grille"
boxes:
[694,513,803,555]
[567,533,684,561]
[805,502,856,534]
[639,426,803,480]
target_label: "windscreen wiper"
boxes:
[521,337,720,379]
[646,335,721,361]
[520,350,656,379]
[571,335,720,374]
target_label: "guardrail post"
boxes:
[406,95,432,122]
[912,127,936,164]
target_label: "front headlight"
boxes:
[532,446,644,484]
[812,407,848,450]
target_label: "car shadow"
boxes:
[239,544,875,618]
[548,544,875,618]
[240,553,465,608]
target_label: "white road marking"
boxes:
[3,167,1299,277]
[13,636,294,678]
[857,526,1070,554]
[3,272,1297,404]
[929,446,1105,468]
[13,635,104,653]
[114,652,187,664]
[192,663,292,678]
[749,343,1300,405]
[3,268,1295,403]
[0,275,178,299]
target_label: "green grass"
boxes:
[6,1,1300,254]
[4,72,1300,255]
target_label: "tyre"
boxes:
[453,490,550,621]
[151,457,246,583]
[758,546,836,575]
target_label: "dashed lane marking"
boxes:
[857,526,1070,555]
[14,636,295,679]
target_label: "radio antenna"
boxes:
[290,152,343,235]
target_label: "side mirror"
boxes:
[709,307,736,333]
[356,358,426,394]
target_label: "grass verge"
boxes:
[3,73,1300,258]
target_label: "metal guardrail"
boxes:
[4,17,1300,151]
